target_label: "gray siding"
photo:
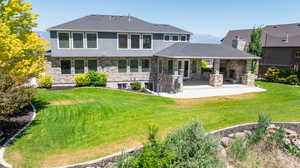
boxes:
[50,31,185,57]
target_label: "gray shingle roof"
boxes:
[222,23,300,47]
[155,42,260,59]
[47,14,191,34]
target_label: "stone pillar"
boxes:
[241,60,256,86]
[197,59,202,75]
[209,59,223,87]
[174,59,178,75]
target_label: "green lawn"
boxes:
[5,81,300,168]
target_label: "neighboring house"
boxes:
[222,23,300,75]
[46,14,259,93]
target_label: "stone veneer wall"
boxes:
[209,74,223,87]
[45,56,155,89]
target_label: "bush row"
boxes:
[264,67,300,85]
[75,71,107,87]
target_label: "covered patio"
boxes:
[154,43,261,94]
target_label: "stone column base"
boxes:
[209,74,223,87]
[241,74,256,86]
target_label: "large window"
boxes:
[142,59,150,72]
[164,35,170,41]
[130,59,139,72]
[118,34,128,49]
[168,60,173,74]
[87,33,97,48]
[131,35,140,49]
[61,60,71,74]
[143,35,152,49]
[73,33,84,48]
[172,35,179,41]
[88,60,97,71]
[58,32,70,48]
[118,60,127,72]
[75,60,84,74]
[181,35,186,41]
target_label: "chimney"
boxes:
[232,36,247,51]
[128,14,131,23]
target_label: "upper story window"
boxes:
[58,32,70,48]
[118,34,128,49]
[143,35,152,49]
[131,34,140,49]
[87,33,97,48]
[181,35,186,41]
[172,35,179,41]
[73,33,84,48]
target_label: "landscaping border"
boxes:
[55,122,300,168]
[0,102,37,168]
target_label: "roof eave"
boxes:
[46,28,191,34]
[154,54,261,59]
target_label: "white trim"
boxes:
[86,32,98,49]
[164,34,188,42]
[71,32,84,49]
[142,34,153,50]
[57,32,71,49]
[163,34,171,42]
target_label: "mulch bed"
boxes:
[0,105,34,146]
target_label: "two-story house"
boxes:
[222,23,300,76]
[46,14,259,93]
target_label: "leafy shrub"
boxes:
[37,74,52,88]
[247,114,271,146]
[87,71,107,86]
[229,138,247,161]
[0,75,33,116]
[201,60,207,69]
[264,67,280,82]
[74,74,90,87]
[117,124,173,168]
[286,75,299,85]
[166,121,224,168]
[131,82,141,90]
[278,69,294,78]
[117,121,225,168]
[276,77,286,84]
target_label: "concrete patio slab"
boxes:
[157,84,266,99]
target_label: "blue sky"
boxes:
[29,0,300,38]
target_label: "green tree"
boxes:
[248,27,263,73]
[0,0,47,84]
[0,0,47,116]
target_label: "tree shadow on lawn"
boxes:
[0,98,47,147]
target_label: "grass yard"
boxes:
[5,81,300,168]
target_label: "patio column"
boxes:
[209,59,223,87]
[241,59,256,86]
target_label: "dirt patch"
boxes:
[48,100,96,106]
[41,137,143,168]
[171,93,256,109]
[5,150,24,165]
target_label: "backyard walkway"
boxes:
[158,84,266,98]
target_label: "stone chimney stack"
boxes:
[232,36,247,51]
